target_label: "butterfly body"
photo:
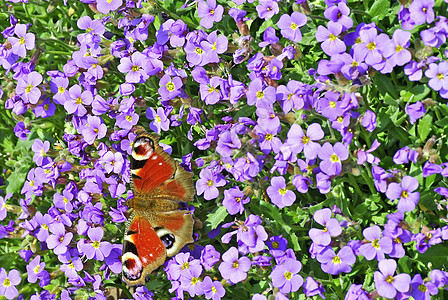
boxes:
[122,128,194,286]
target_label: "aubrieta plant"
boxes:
[0,0,448,299]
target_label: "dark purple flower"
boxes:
[278,12,307,42]
[308,208,342,246]
[0,268,21,300]
[222,186,249,215]
[317,246,356,275]
[218,247,251,284]
[374,259,411,299]
[7,24,35,57]
[270,258,303,293]
[386,176,420,212]
[410,273,438,300]
[266,176,296,208]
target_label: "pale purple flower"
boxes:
[96,0,122,14]
[218,247,251,284]
[308,208,342,246]
[317,246,356,275]
[7,24,35,57]
[46,223,73,255]
[222,186,249,215]
[117,52,149,83]
[278,12,307,43]
[374,259,411,299]
[270,258,303,293]
[26,255,45,283]
[0,268,21,300]
[82,115,107,145]
[358,225,392,261]
[282,123,324,161]
[318,142,349,176]
[425,61,448,92]
[315,22,346,56]
[196,168,226,200]
[80,227,112,261]
[266,176,296,208]
[197,0,224,29]
[386,175,420,212]
[15,71,42,104]
[146,107,170,134]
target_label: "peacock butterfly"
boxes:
[122,127,195,286]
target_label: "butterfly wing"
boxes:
[129,130,194,204]
[122,211,194,286]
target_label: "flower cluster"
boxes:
[0,0,448,299]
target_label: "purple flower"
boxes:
[200,76,222,105]
[32,139,50,166]
[64,84,93,117]
[383,29,411,67]
[317,246,356,275]
[101,151,124,174]
[53,189,74,213]
[201,245,221,270]
[353,27,389,66]
[425,61,448,92]
[324,2,353,31]
[259,26,279,48]
[80,227,112,261]
[201,276,225,300]
[358,225,392,261]
[96,0,122,14]
[410,273,438,299]
[26,255,45,283]
[266,176,296,208]
[374,259,411,299]
[278,12,307,42]
[256,0,279,20]
[158,74,182,100]
[315,22,346,56]
[7,24,35,57]
[46,223,73,255]
[303,277,326,299]
[282,123,324,161]
[270,258,303,293]
[15,71,42,104]
[196,168,226,200]
[197,0,224,29]
[117,52,149,83]
[81,115,107,145]
[218,247,251,284]
[409,0,435,25]
[345,284,369,300]
[308,208,342,246]
[0,268,21,300]
[386,176,420,212]
[222,186,249,215]
[50,76,70,105]
[146,107,170,134]
[318,142,349,176]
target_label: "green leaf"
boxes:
[6,168,28,194]
[418,114,433,141]
[374,73,399,99]
[368,0,390,20]
[206,206,228,229]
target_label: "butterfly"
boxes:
[122,127,195,286]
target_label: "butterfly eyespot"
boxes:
[132,137,154,159]
[160,234,175,249]
[122,253,143,281]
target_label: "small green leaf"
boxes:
[368,0,390,20]
[418,114,433,141]
[206,206,228,229]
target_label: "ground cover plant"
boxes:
[0,0,448,299]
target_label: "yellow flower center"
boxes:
[68,262,74,269]
[195,47,203,55]
[25,83,33,94]
[329,101,336,108]
[372,239,380,249]
[279,188,287,195]
[256,91,264,99]
[76,97,83,105]
[386,275,394,283]
[93,241,100,249]
[42,224,49,230]
[394,237,402,244]
[125,115,133,122]
[34,265,40,273]
[290,23,298,30]
[235,197,241,203]
[155,115,161,123]
[419,284,427,292]
[131,65,139,72]
[329,34,337,41]
[212,42,217,51]
[332,255,341,264]
[191,277,200,285]
[211,286,218,293]
[330,154,339,162]
[367,42,376,50]
[337,116,344,123]
[58,86,65,94]
[284,271,292,280]
[19,37,26,45]
[395,45,404,52]
[232,261,239,269]
[437,73,444,80]
[351,61,359,67]
[181,262,189,270]
[401,190,409,198]
[265,133,273,141]
[272,241,279,249]
[210,9,215,15]
[208,87,216,94]
[166,82,175,91]
[302,136,310,144]
[63,197,69,204]
[207,180,214,186]
[3,278,11,287]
